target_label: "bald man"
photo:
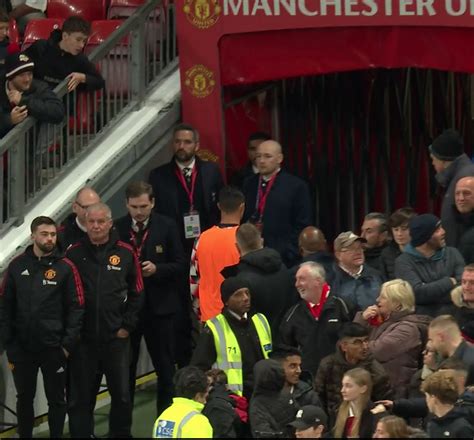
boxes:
[455,176,474,263]
[57,186,100,251]
[242,140,312,267]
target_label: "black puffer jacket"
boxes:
[249,359,296,438]
[427,406,474,438]
[380,241,402,280]
[57,213,87,252]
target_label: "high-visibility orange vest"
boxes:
[196,225,240,321]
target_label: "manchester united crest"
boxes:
[183,0,221,29]
[44,269,56,280]
[185,65,216,98]
[109,255,121,266]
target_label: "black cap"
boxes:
[288,405,328,430]
[220,276,252,304]
[5,52,34,80]
[409,213,441,247]
[429,129,464,161]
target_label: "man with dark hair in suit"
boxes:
[148,123,223,366]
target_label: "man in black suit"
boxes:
[148,123,223,366]
[115,181,186,416]
[242,140,312,267]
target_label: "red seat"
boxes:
[47,0,106,21]
[22,18,64,50]
[8,19,20,47]
[107,0,166,19]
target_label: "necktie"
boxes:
[183,167,192,188]
[135,221,145,247]
[136,221,144,231]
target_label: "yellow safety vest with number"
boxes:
[206,313,272,396]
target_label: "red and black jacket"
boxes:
[66,233,144,343]
[0,246,85,357]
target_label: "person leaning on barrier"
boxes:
[190,276,272,401]
[0,50,64,137]
[152,366,213,438]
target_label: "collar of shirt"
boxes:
[339,264,364,279]
[261,168,281,182]
[252,164,259,174]
[132,217,149,232]
[175,157,196,172]
[227,309,248,322]
[75,216,87,232]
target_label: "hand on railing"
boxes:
[10,106,28,125]
[67,72,87,92]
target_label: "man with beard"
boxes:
[149,123,223,366]
[395,214,465,317]
[0,216,84,438]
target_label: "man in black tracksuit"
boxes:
[66,202,144,438]
[0,216,84,438]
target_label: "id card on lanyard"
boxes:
[175,166,201,239]
[130,229,149,260]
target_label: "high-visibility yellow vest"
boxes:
[152,397,213,438]
[206,313,272,396]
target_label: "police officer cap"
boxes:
[220,276,252,303]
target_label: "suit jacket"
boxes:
[148,157,224,243]
[242,169,312,267]
[114,212,186,316]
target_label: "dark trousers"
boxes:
[68,338,131,438]
[129,313,176,416]
[10,347,67,438]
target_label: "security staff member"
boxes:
[152,366,212,438]
[66,202,144,438]
[0,216,84,438]
[191,276,272,399]
[115,181,186,415]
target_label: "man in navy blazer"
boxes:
[242,140,312,267]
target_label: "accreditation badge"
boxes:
[184,211,201,239]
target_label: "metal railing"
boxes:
[0,0,177,234]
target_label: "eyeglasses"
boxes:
[341,247,364,254]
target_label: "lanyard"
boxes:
[175,166,198,210]
[256,173,278,220]
[130,228,150,260]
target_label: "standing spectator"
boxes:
[66,202,144,438]
[231,131,271,189]
[428,315,474,385]
[114,181,186,415]
[279,262,354,375]
[249,359,296,438]
[395,214,465,317]
[57,186,100,251]
[0,51,64,137]
[314,323,393,425]
[429,129,474,246]
[191,276,272,401]
[454,176,474,264]
[9,0,46,34]
[242,139,312,267]
[449,264,474,342]
[332,231,384,311]
[421,369,474,438]
[152,366,213,439]
[354,279,431,398]
[288,405,328,439]
[0,216,84,438]
[0,10,11,76]
[361,212,390,274]
[149,122,223,366]
[222,223,293,329]
[380,207,417,280]
[189,186,243,322]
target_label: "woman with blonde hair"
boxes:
[333,368,386,438]
[354,279,431,398]
[373,415,410,438]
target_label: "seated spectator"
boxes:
[279,261,354,375]
[332,367,387,438]
[24,16,104,111]
[361,212,390,273]
[269,345,322,409]
[249,359,296,438]
[331,231,384,311]
[354,279,431,398]
[152,366,213,438]
[9,0,46,34]
[395,214,465,317]
[421,369,474,438]
[450,264,474,343]
[0,51,64,137]
[428,315,474,385]
[380,207,417,280]
[373,415,411,438]
[221,222,293,329]
[454,176,474,264]
[314,323,393,426]
[288,405,328,439]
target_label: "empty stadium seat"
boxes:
[47,0,106,21]
[21,18,64,50]
[107,0,167,19]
